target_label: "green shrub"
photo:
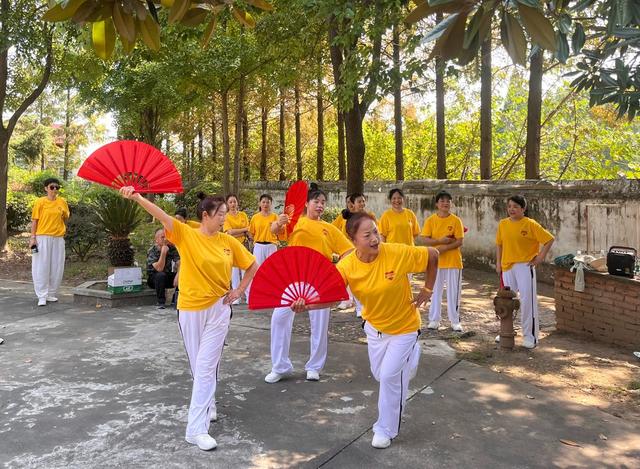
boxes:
[176,181,223,218]
[28,170,60,194]
[322,206,342,223]
[7,191,36,232]
[65,203,107,261]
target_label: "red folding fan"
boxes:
[249,246,349,311]
[78,140,183,193]
[284,181,308,236]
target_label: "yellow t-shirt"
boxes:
[420,213,464,269]
[249,212,278,243]
[186,220,201,229]
[166,220,256,311]
[288,217,353,261]
[496,217,554,272]
[378,208,419,245]
[223,211,249,243]
[336,243,429,335]
[32,197,69,237]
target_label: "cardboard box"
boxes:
[107,284,143,294]
[107,267,142,287]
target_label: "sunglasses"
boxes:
[48,185,60,190]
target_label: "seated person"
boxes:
[146,228,180,308]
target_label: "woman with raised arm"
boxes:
[119,187,258,452]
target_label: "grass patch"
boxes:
[628,381,640,391]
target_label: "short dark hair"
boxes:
[307,182,326,202]
[226,194,238,203]
[435,190,452,203]
[345,212,377,240]
[259,194,272,202]
[388,188,404,200]
[347,192,365,204]
[43,178,61,187]
[175,208,187,218]
[196,192,226,221]
[507,195,527,209]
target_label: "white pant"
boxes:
[364,321,420,439]
[246,243,277,302]
[270,306,330,373]
[178,298,231,437]
[428,268,462,324]
[501,263,539,344]
[32,235,65,300]
[231,267,244,290]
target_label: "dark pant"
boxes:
[147,271,177,304]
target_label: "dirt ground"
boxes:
[3,234,639,426]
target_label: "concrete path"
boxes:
[0,281,637,468]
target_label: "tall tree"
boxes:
[480,34,492,180]
[525,49,543,179]
[279,88,286,181]
[435,54,446,179]
[294,83,302,180]
[0,1,54,250]
[392,22,404,181]
[316,74,324,181]
[337,111,346,180]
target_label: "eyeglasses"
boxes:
[49,185,60,190]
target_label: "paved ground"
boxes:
[1,280,638,468]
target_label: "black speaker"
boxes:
[607,246,636,278]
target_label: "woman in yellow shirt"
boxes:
[247,194,280,302]
[29,178,70,306]
[223,194,250,304]
[265,184,353,384]
[310,212,438,449]
[119,186,257,452]
[419,190,465,332]
[496,195,554,349]
[378,188,419,245]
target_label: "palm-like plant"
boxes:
[94,194,142,267]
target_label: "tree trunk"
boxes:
[260,105,267,180]
[526,49,543,179]
[242,107,250,181]
[211,95,217,163]
[435,14,446,179]
[344,97,365,194]
[198,120,203,165]
[392,23,404,181]
[316,76,324,181]
[221,89,231,194]
[279,88,286,181]
[294,84,302,180]
[233,79,244,194]
[62,86,71,180]
[480,35,492,180]
[337,111,346,180]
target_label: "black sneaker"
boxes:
[156,303,166,310]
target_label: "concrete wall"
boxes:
[244,180,640,281]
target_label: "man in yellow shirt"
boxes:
[496,195,554,349]
[419,191,464,332]
[29,178,70,306]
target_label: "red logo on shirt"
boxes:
[447,225,453,231]
[384,271,395,280]
[520,230,528,236]
[223,248,232,256]
[322,229,329,236]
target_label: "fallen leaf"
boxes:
[526,395,535,399]
[598,434,608,440]
[559,439,582,447]
[450,433,461,439]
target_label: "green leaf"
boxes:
[555,32,570,63]
[558,13,572,34]
[572,22,585,53]
[464,7,492,49]
[501,11,527,65]
[517,4,557,51]
[405,0,467,23]
[92,18,116,60]
[420,13,460,44]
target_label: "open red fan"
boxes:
[78,140,183,193]
[249,246,349,311]
[284,181,308,236]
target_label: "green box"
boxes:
[107,284,143,295]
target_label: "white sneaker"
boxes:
[371,433,391,449]
[634,351,640,359]
[356,309,362,318]
[451,323,463,332]
[185,433,217,450]
[37,298,47,306]
[306,370,320,381]
[265,371,289,383]
[46,296,58,302]
[337,300,353,310]
[495,335,501,343]
[522,338,536,349]
[210,405,217,422]
[427,321,440,330]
